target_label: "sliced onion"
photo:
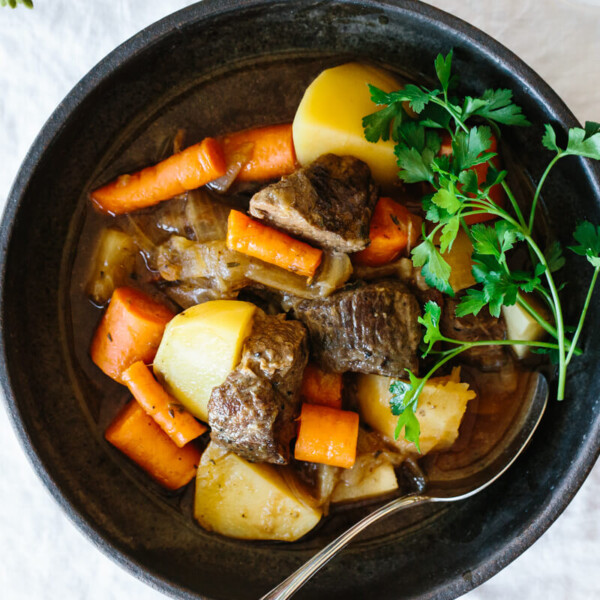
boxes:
[207,142,254,194]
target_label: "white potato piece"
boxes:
[356,367,476,455]
[331,456,398,503]
[194,443,322,541]
[502,296,549,358]
[292,62,402,186]
[153,300,256,422]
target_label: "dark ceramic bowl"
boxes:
[2,1,600,599]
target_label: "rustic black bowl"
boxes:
[2,1,600,599]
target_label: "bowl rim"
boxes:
[1,1,600,599]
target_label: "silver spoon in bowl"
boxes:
[261,371,548,600]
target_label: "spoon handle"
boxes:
[260,494,430,600]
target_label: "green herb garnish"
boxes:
[363,51,600,449]
[1,0,33,7]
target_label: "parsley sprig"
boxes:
[363,51,600,448]
[0,0,33,7]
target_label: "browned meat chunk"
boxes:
[289,280,421,376]
[249,154,378,252]
[240,311,308,400]
[441,298,508,371]
[208,311,308,464]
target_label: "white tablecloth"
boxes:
[0,1,598,598]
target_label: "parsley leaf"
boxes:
[435,50,453,92]
[363,102,404,142]
[469,220,520,259]
[458,169,479,194]
[399,84,437,114]
[468,253,543,317]
[542,124,560,153]
[566,125,600,160]
[394,122,442,161]
[585,121,600,139]
[569,221,600,267]
[390,371,424,452]
[0,0,33,6]
[545,241,565,273]
[439,217,460,253]
[431,187,461,215]
[531,346,561,365]
[462,88,531,126]
[456,288,488,317]
[395,408,421,452]
[418,301,443,356]
[411,238,454,296]
[452,126,494,170]
[369,84,438,115]
[471,254,520,316]
[395,144,436,183]
[544,123,600,159]
[419,102,452,129]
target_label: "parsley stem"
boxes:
[430,97,469,133]
[417,346,467,393]
[566,265,600,365]
[500,179,527,229]
[528,153,563,233]
[514,292,576,354]
[449,338,562,351]
[523,233,567,399]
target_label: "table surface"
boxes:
[0,1,599,598]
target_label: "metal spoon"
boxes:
[261,371,548,600]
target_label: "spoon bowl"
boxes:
[262,372,549,600]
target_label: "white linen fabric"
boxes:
[0,1,598,599]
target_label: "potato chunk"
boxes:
[356,367,476,455]
[194,443,322,541]
[292,63,401,186]
[331,458,398,503]
[502,296,548,359]
[153,300,256,422]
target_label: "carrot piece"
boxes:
[105,400,201,490]
[439,133,505,225]
[353,197,423,267]
[220,124,296,182]
[300,363,343,409]
[90,137,227,215]
[226,210,323,278]
[294,404,359,469]
[90,287,175,384]
[121,361,207,448]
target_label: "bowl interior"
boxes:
[2,1,600,599]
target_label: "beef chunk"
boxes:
[208,367,293,464]
[289,280,421,376]
[208,311,308,464]
[441,298,508,371]
[241,311,308,400]
[249,154,378,252]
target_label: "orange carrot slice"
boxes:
[220,124,296,182]
[121,361,207,448]
[226,209,322,278]
[294,404,359,469]
[353,197,423,267]
[300,363,343,409]
[90,287,174,384]
[105,400,201,490]
[91,137,226,215]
